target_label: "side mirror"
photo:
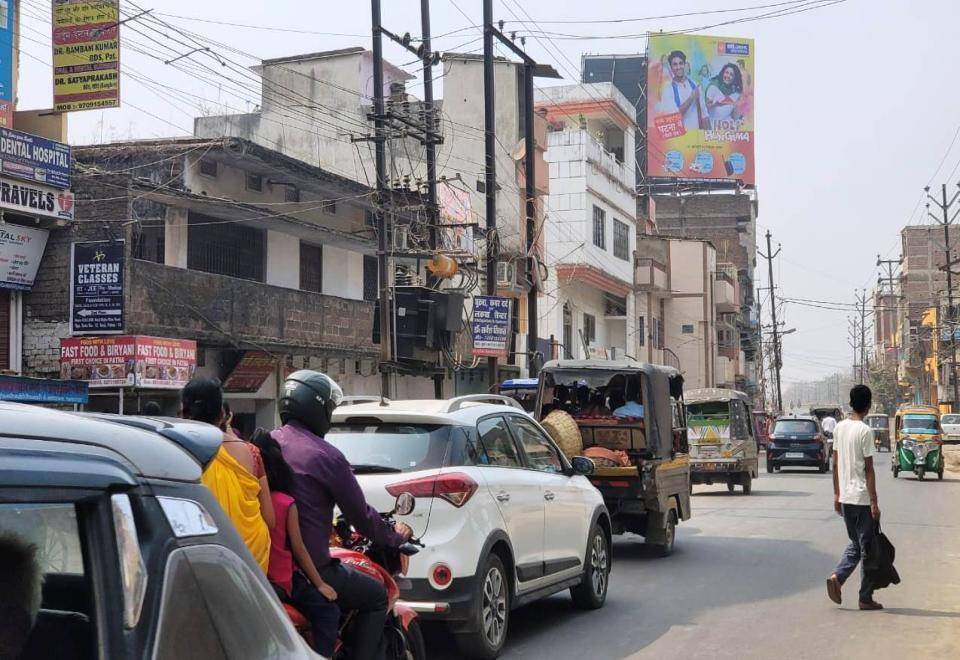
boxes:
[394,492,416,516]
[570,456,595,476]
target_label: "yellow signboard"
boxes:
[52,0,120,113]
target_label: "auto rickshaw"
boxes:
[752,409,773,450]
[893,405,945,480]
[535,359,691,556]
[686,389,759,494]
[864,413,890,452]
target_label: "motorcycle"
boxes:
[284,493,427,660]
[892,437,945,481]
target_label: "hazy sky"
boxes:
[17,0,956,384]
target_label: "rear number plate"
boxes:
[785,452,804,459]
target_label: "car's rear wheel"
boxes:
[742,473,752,495]
[402,618,427,660]
[766,460,774,474]
[726,480,736,493]
[656,511,677,557]
[570,524,609,609]
[455,554,510,659]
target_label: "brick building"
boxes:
[21,137,440,427]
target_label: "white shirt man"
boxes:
[821,415,838,436]
[833,417,874,506]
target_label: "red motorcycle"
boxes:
[285,494,426,660]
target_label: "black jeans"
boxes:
[319,562,388,660]
[290,571,340,657]
[834,503,877,602]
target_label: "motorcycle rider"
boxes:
[271,370,412,660]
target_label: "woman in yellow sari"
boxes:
[182,378,273,573]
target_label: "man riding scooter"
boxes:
[272,370,413,659]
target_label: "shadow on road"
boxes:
[426,532,836,659]
[694,489,809,498]
[881,607,960,618]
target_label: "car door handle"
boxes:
[544,491,555,501]
[496,491,511,503]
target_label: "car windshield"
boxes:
[326,423,453,472]
[941,414,960,425]
[773,420,817,435]
[901,415,938,433]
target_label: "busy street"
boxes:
[441,450,960,659]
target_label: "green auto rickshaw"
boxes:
[892,405,945,480]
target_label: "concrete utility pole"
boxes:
[848,314,861,383]
[855,289,870,384]
[926,183,960,411]
[878,255,902,407]
[758,230,783,413]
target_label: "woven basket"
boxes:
[542,410,584,458]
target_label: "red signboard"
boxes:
[223,351,277,393]
[60,335,196,389]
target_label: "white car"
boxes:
[328,395,611,659]
[940,413,960,443]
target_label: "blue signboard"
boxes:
[71,240,125,334]
[0,375,89,405]
[0,128,72,189]
[0,0,13,127]
[472,295,513,358]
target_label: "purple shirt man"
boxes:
[272,420,404,567]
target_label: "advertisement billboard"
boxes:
[0,176,75,221]
[0,224,49,291]
[60,336,197,389]
[0,0,14,128]
[472,295,512,359]
[70,240,124,334]
[646,35,755,184]
[52,0,121,113]
[0,128,72,188]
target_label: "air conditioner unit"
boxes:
[496,261,516,288]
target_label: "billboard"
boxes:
[0,128,72,188]
[646,35,755,184]
[70,240,124,334]
[52,0,121,113]
[0,0,13,128]
[472,295,512,359]
[60,336,197,389]
[0,224,49,291]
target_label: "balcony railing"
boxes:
[547,129,632,191]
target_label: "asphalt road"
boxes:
[425,451,960,659]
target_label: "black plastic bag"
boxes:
[863,522,900,590]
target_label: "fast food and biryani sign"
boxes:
[60,336,197,389]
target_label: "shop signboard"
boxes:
[0,176,75,221]
[70,240,123,334]
[472,295,512,359]
[223,351,277,393]
[0,224,49,291]
[60,335,197,389]
[0,128,72,188]
[646,34,755,183]
[0,0,14,128]
[0,374,89,404]
[53,0,121,113]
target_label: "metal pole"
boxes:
[372,0,392,399]
[483,0,498,392]
[761,230,783,413]
[941,183,960,412]
[523,64,538,378]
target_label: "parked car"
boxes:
[940,413,960,443]
[0,402,318,660]
[328,394,611,660]
[767,415,831,473]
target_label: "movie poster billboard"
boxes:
[646,35,755,184]
[53,0,121,113]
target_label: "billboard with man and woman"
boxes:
[646,34,755,184]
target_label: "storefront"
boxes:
[59,335,197,414]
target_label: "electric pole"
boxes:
[759,230,783,413]
[855,289,869,384]
[926,183,960,411]
[848,314,861,383]
[371,0,392,398]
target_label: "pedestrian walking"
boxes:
[826,384,883,610]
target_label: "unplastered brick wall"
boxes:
[21,170,133,377]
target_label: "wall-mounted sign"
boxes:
[0,0,14,128]
[0,374,89,404]
[70,240,124,334]
[53,0,121,113]
[0,176,75,221]
[60,335,197,389]
[0,224,49,291]
[0,128,72,188]
[472,295,512,359]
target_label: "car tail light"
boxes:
[385,472,479,507]
[429,563,454,590]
